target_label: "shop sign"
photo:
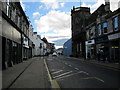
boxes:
[108,32,120,40]
[112,46,119,48]
[86,40,95,45]
[95,36,108,44]
[23,44,29,48]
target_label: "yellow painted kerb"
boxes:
[44,59,61,89]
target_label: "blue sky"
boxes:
[20,0,119,49]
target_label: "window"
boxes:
[113,16,118,30]
[90,26,95,38]
[97,24,102,36]
[103,22,108,34]
[40,43,42,49]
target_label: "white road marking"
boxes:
[47,59,53,61]
[81,77,104,83]
[52,70,63,74]
[53,71,73,79]
[79,71,89,75]
[75,68,79,70]
[69,65,72,67]
[56,71,83,80]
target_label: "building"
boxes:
[71,0,120,63]
[28,24,34,58]
[71,6,90,58]
[1,1,34,69]
[32,32,46,56]
[63,39,72,56]
[41,37,55,55]
[1,2,23,69]
[81,1,120,62]
[96,8,120,62]
[85,1,111,60]
[85,1,120,63]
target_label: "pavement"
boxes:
[2,57,51,89]
[66,56,120,71]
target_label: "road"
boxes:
[45,56,120,88]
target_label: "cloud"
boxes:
[32,12,40,18]
[60,2,65,7]
[40,0,66,9]
[40,0,59,9]
[55,45,63,49]
[81,0,119,13]
[110,0,120,11]
[81,0,105,13]
[38,5,43,9]
[35,10,71,43]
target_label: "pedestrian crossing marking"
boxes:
[75,68,79,70]
[53,71,73,79]
[52,70,63,74]
[56,71,86,80]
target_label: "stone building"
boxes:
[71,0,120,63]
[71,6,90,58]
[0,1,33,69]
[85,1,120,63]
[41,37,55,55]
[85,1,111,60]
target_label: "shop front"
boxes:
[85,39,95,60]
[108,32,120,63]
[95,36,109,62]
[22,36,29,60]
[2,18,22,69]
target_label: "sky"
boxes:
[20,0,120,49]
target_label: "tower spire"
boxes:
[80,0,81,7]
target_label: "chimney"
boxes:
[105,0,110,11]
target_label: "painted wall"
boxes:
[63,39,72,56]
[33,34,45,56]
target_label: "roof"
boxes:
[41,37,48,43]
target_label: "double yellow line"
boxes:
[44,59,61,89]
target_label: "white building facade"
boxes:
[33,32,47,56]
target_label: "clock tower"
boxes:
[71,6,90,58]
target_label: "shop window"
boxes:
[103,22,108,34]
[113,16,118,31]
[97,24,102,36]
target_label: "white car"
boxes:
[52,52,58,56]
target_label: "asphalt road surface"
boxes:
[45,56,120,88]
